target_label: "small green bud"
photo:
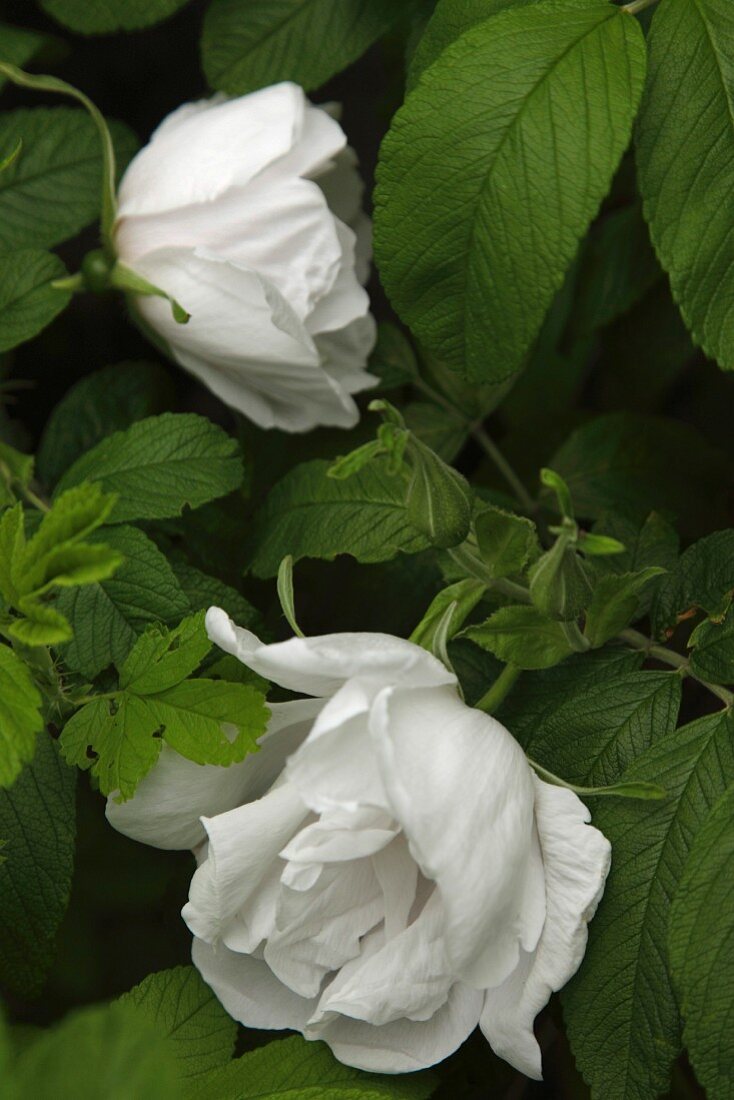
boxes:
[406,438,472,549]
[528,531,593,621]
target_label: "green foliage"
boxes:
[687,606,734,684]
[60,613,269,799]
[375,0,645,383]
[40,0,192,33]
[55,413,244,523]
[248,458,429,578]
[186,1034,436,1100]
[652,529,734,637]
[475,505,539,580]
[202,0,402,95]
[0,643,44,788]
[6,1001,179,1099]
[547,413,732,535]
[0,23,51,88]
[119,966,237,1079]
[0,249,71,352]
[528,533,592,622]
[57,525,190,679]
[563,709,734,1100]
[0,108,136,251]
[636,0,734,372]
[368,322,418,391]
[465,604,573,670]
[584,568,665,648]
[0,736,76,997]
[405,435,472,548]
[668,783,734,1100]
[37,362,173,488]
[410,578,485,653]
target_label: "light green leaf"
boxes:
[8,601,74,646]
[564,709,734,1100]
[118,966,236,1080]
[248,458,429,579]
[40,0,191,33]
[58,526,190,679]
[465,605,574,670]
[636,0,734,371]
[202,0,402,95]
[548,412,732,536]
[410,578,485,652]
[19,482,117,594]
[119,613,211,695]
[405,437,472,549]
[668,783,734,1100]
[475,505,540,580]
[55,413,244,523]
[0,502,24,606]
[0,644,44,787]
[375,0,646,382]
[688,605,734,684]
[187,1034,436,1100]
[61,695,164,801]
[584,567,666,648]
[0,736,75,998]
[9,1001,179,1100]
[0,249,71,352]
[0,107,137,251]
[652,529,734,637]
[37,361,172,488]
[524,670,681,788]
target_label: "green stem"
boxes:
[622,0,659,14]
[0,63,118,253]
[562,619,591,653]
[447,544,531,603]
[619,628,734,708]
[22,485,50,513]
[476,663,522,714]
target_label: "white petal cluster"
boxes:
[108,611,611,1077]
[115,84,376,432]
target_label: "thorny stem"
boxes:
[619,628,734,708]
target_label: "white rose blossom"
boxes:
[114,83,376,432]
[107,610,611,1077]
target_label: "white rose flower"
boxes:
[114,83,377,432]
[107,609,611,1078]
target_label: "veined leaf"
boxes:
[652,529,734,637]
[0,644,44,788]
[465,605,574,670]
[375,0,646,382]
[0,249,71,352]
[40,0,191,33]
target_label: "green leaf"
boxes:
[40,0,191,33]
[118,966,236,1080]
[636,0,734,371]
[465,605,574,670]
[37,361,173,488]
[475,505,539,580]
[668,783,734,1100]
[563,709,734,1100]
[688,605,734,684]
[8,601,74,647]
[19,482,117,594]
[410,578,486,652]
[119,613,211,695]
[528,535,592,622]
[368,322,418,390]
[0,736,75,998]
[61,695,164,801]
[202,0,402,96]
[591,511,679,603]
[187,1034,436,1100]
[55,413,244,523]
[0,503,24,606]
[652,529,734,637]
[57,526,190,679]
[0,107,137,251]
[170,560,260,630]
[375,0,646,382]
[547,412,732,536]
[0,249,71,352]
[584,567,666,648]
[248,458,429,579]
[9,1001,179,1100]
[0,644,44,788]
[405,437,472,549]
[524,670,681,788]
[0,24,51,90]
[403,403,468,464]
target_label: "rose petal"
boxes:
[480,778,611,1079]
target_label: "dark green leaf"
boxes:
[465,604,574,670]
[40,0,191,33]
[368,322,418,390]
[0,737,75,997]
[55,413,244,523]
[652,529,734,639]
[0,23,51,90]
[584,567,666,648]
[0,249,70,351]
[475,505,539,580]
[688,605,734,684]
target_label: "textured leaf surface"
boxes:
[636,0,734,370]
[465,605,573,670]
[688,607,734,684]
[652,530,734,637]
[55,413,244,523]
[0,737,76,997]
[58,526,190,680]
[188,1034,435,1100]
[248,458,428,578]
[564,710,734,1100]
[37,361,172,488]
[202,0,400,95]
[668,783,734,1100]
[119,966,236,1079]
[0,643,44,788]
[0,108,136,251]
[40,0,191,33]
[375,0,646,382]
[0,249,70,352]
